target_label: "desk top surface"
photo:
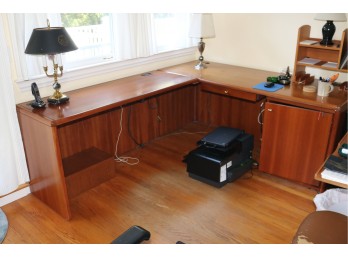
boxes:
[17,70,196,125]
[17,61,347,126]
[161,62,348,111]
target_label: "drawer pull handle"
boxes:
[268,108,272,112]
[224,90,228,94]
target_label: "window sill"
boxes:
[17,47,196,92]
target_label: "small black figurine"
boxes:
[30,82,46,108]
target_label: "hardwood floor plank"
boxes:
[2,123,317,244]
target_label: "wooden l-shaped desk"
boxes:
[17,61,347,219]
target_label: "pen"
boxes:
[330,73,339,83]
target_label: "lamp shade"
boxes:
[25,27,78,55]
[314,13,347,21]
[189,13,215,39]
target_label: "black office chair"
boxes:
[111,225,151,244]
[111,225,185,244]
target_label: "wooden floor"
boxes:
[2,123,317,244]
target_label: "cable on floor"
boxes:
[114,106,140,165]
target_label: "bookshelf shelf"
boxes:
[293,25,348,81]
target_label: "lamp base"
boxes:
[320,20,335,46]
[195,61,207,70]
[319,39,334,46]
[47,94,69,105]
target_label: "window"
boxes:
[60,13,193,70]
[61,13,113,68]
[152,13,191,52]
[10,13,195,90]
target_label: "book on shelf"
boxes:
[322,62,338,68]
[300,40,319,45]
[321,168,348,185]
[298,57,321,65]
[340,53,348,69]
[324,155,347,175]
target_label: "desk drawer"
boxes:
[201,83,262,102]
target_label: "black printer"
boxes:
[184,127,254,188]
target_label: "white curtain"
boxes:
[7,13,62,81]
[0,15,29,196]
[113,14,156,61]
[10,13,191,80]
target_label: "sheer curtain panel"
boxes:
[0,15,29,196]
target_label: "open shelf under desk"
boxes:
[63,147,115,199]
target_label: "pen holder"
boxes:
[317,81,334,97]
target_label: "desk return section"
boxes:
[16,71,196,219]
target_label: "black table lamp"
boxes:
[314,13,347,46]
[25,20,78,105]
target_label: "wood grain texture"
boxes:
[57,85,196,160]
[15,61,346,221]
[293,25,348,79]
[259,102,333,186]
[2,123,316,244]
[16,71,196,126]
[17,111,71,219]
[201,82,264,102]
[161,62,347,111]
[196,83,264,161]
[63,147,115,199]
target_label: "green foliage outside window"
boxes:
[61,13,107,27]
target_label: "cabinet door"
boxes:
[259,102,333,186]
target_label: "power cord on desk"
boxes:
[114,106,140,165]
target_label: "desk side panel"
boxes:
[17,109,71,219]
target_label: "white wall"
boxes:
[204,13,348,80]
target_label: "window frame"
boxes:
[16,46,197,91]
[16,13,196,92]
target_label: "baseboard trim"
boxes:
[0,187,31,207]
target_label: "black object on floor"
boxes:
[111,225,151,244]
[198,126,243,151]
[184,127,254,188]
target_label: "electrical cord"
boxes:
[257,109,265,125]
[242,158,258,179]
[114,106,140,165]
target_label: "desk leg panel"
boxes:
[18,112,71,220]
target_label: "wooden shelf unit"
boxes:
[293,25,348,80]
